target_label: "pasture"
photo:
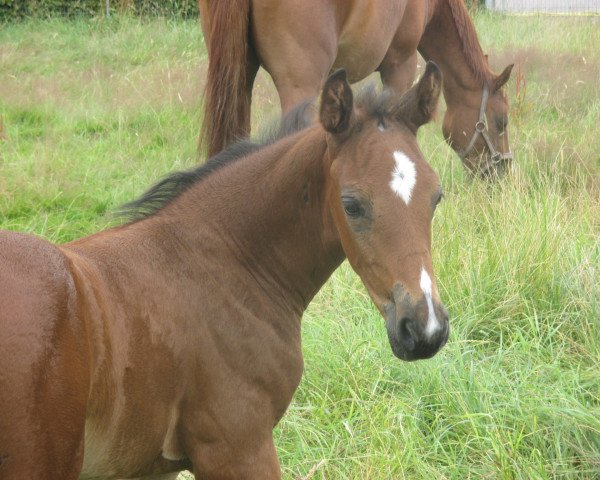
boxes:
[0,10,599,480]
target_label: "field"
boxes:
[1,11,599,480]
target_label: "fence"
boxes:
[485,0,600,13]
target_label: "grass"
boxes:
[1,12,599,480]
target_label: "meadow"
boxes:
[0,10,599,479]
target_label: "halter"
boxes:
[459,83,513,176]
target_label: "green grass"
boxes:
[1,12,599,480]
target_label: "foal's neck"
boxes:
[155,128,344,317]
[419,0,491,99]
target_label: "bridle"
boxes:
[458,83,513,176]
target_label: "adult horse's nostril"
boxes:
[398,317,417,352]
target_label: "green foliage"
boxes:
[127,0,198,18]
[0,0,100,18]
[0,0,198,20]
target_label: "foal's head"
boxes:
[320,62,448,361]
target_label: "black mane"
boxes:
[118,102,315,222]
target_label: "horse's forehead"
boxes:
[339,140,436,204]
[389,150,418,205]
[354,124,416,163]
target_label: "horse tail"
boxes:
[199,0,253,158]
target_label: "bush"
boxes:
[0,0,198,20]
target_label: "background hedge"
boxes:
[0,0,198,20]
[0,0,486,21]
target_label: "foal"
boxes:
[0,63,448,479]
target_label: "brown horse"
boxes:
[199,0,514,178]
[0,64,448,479]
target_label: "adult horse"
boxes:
[199,0,514,178]
[0,64,448,479]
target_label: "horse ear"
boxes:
[493,64,514,92]
[398,61,442,131]
[319,69,354,135]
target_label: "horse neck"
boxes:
[150,128,344,316]
[419,0,492,104]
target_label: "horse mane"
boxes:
[119,102,315,222]
[443,0,495,85]
[355,84,409,124]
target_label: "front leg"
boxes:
[179,386,286,480]
[379,51,419,95]
[185,428,280,480]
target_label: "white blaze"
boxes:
[420,267,441,337]
[390,151,417,205]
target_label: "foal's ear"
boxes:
[398,61,442,132]
[493,64,514,92]
[320,69,354,135]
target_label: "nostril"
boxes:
[398,317,416,352]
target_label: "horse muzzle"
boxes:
[383,284,449,361]
[478,151,514,180]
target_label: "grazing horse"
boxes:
[0,64,449,479]
[199,0,514,178]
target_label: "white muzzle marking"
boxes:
[420,267,441,338]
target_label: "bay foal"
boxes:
[0,63,448,479]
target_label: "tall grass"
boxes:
[1,12,598,479]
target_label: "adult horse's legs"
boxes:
[378,2,427,95]
[243,49,260,134]
[130,474,182,479]
[379,51,419,94]
[251,0,336,116]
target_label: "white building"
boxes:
[485,0,600,13]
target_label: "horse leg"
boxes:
[251,1,336,115]
[129,473,183,479]
[183,426,280,480]
[243,46,260,132]
[379,51,419,95]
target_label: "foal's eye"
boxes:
[342,197,363,218]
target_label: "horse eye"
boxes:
[434,191,444,209]
[342,197,363,218]
[496,117,508,132]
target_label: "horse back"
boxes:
[0,230,89,478]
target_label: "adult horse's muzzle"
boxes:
[383,283,449,361]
